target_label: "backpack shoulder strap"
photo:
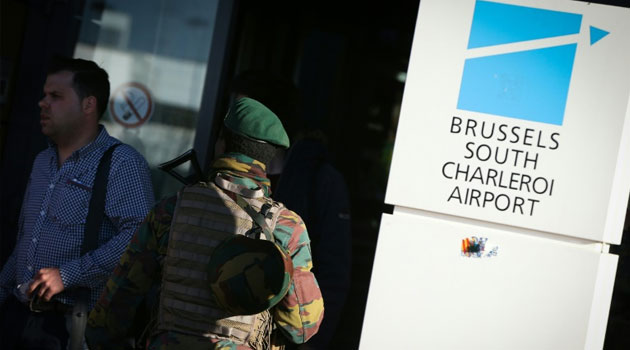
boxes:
[81,143,120,255]
[71,142,120,350]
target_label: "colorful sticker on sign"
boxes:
[457,0,609,126]
[109,82,154,128]
[461,236,498,258]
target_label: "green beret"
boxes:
[224,97,290,148]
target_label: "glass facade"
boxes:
[73,0,219,200]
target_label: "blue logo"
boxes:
[457,1,609,125]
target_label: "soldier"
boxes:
[229,70,351,350]
[85,97,324,349]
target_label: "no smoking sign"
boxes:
[109,82,153,128]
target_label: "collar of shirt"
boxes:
[46,125,118,165]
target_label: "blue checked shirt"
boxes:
[0,126,154,308]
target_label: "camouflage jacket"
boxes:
[86,153,324,350]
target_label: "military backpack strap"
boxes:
[214,173,265,198]
[214,173,284,241]
[234,195,273,240]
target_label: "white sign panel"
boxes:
[360,213,618,350]
[387,0,630,243]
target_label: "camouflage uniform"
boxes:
[86,153,324,349]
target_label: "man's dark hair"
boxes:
[224,129,278,166]
[48,56,110,119]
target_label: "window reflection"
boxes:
[74,0,219,199]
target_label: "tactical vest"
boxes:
[156,173,285,349]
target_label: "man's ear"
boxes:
[82,96,98,115]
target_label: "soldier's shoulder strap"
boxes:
[213,174,285,241]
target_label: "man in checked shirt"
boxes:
[0,57,154,349]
